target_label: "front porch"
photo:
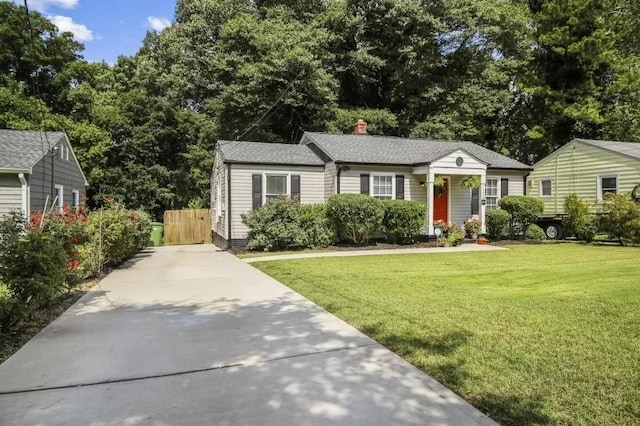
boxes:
[412,149,488,236]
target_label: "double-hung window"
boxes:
[598,175,618,201]
[540,179,552,197]
[54,184,64,212]
[72,190,80,210]
[266,175,288,201]
[485,177,499,210]
[372,174,393,200]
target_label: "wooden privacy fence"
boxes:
[163,209,212,246]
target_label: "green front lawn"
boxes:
[254,245,640,425]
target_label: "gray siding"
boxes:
[0,174,23,216]
[30,139,86,212]
[338,165,426,204]
[230,164,325,240]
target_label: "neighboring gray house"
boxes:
[0,129,88,217]
[211,124,531,248]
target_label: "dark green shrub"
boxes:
[601,194,640,245]
[0,283,19,331]
[486,209,511,240]
[326,194,384,244]
[498,196,544,239]
[564,194,596,242]
[526,224,546,240]
[298,204,335,248]
[242,197,308,251]
[381,200,426,243]
[0,231,67,312]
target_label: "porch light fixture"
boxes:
[419,181,426,187]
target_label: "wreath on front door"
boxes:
[435,184,447,198]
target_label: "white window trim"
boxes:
[370,172,396,200]
[263,173,290,204]
[597,174,619,203]
[65,146,69,161]
[539,178,553,197]
[485,176,501,209]
[54,184,64,212]
[71,190,80,210]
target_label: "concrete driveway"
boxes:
[0,245,495,426]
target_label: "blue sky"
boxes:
[6,0,176,63]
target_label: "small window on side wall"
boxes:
[599,175,618,201]
[540,179,552,197]
[72,190,80,210]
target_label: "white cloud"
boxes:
[147,16,171,32]
[48,15,93,41]
[19,0,78,13]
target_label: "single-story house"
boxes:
[526,138,640,237]
[211,122,531,248]
[0,129,88,217]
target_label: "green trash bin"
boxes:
[151,222,164,246]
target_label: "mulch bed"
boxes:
[0,280,96,365]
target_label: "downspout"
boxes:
[18,173,28,219]
[226,163,232,249]
[336,163,341,194]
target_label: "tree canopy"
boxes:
[1,0,639,218]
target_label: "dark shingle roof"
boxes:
[0,129,66,170]
[218,140,324,166]
[302,132,531,170]
[576,139,640,160]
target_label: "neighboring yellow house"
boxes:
[526,138,640,239]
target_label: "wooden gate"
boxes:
[163,209,212,246]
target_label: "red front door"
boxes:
[433,178,449,223]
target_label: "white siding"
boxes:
[339,165,425,201]
[324,161,337,199]
[0,174,22,216]
[230,164,325,240]
[496,170,526,196]
[210,148,227,239]
[430,150,486,172]
[449,175,473,228]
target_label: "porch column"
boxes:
[426,169,435,235]
[480,172,487,234]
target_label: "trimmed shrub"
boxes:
[564,194,596,242]
[242,197,308,251]
[326,194,384,244]
[498,196,544,239]
[486,209,511,240]
[298,204,335,248]
[381,200,426,243]
[600,193,640,246]
[526,224,546,240]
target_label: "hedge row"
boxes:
[242,194,426,251]
[0,203,151,331]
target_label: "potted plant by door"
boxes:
[464,218,481,239]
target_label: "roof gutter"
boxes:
[0,168,30,174]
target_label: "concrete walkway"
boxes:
[0,245,495,426]
[245,243,505,263]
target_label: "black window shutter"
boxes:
[501,178,509,197]
[252,174,262,209]
[291,175,301,202]
[396,175,404,200]
[360,174,370,194]
[471,188,479,215]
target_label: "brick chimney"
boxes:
[352,119,368,135]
